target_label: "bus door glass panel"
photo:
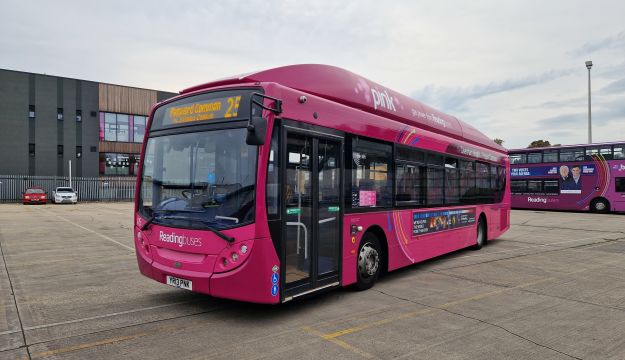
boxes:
[285,134,312,284]
[317,139,340,276]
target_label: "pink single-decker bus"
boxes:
[509,142,625,212]
[134,65,510,303]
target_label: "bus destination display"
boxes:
[166,96,241,125]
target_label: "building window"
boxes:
[28,105,36,118]
[76,110,82,122]
[101,112,147,143]
[57,145,64,158]
[133,116,146,143]
[76,146,82,159]
[57,108,64,120]
[100,153,131,176]
[29,143,35,157]
[117,114,129,142]
[104,113,117,141]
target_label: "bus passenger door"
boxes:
[283,129,342,300]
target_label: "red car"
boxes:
[23,187,47,205]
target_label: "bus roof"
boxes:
[509,141,625,153]
[180,64,505,153]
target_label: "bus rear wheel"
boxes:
[356,233,381,290]
[472,217,486,250]
[591,198,610,213]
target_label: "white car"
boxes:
[53,187,78,204]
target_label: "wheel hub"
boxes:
[358,243,379,278]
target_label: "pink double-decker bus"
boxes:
[134,65,510,303]
[509,142,625,212]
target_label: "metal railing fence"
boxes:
[0,175,136,202]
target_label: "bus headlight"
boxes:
[215,240,254,273]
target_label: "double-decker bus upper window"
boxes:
[559,148,583,162]
[509,153,526,164]
[543,150,558,163]
[615,145,625,159]
[350,137,392,208]
[527,152,542,163]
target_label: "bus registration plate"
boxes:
[166,275,192,290]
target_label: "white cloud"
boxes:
[1,0,625,149]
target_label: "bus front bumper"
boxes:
[135,237,281,304]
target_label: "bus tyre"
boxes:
[591,198,610,213]
[356,233,381,291]
[473,218,486,250]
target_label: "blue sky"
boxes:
[2,0,624,149]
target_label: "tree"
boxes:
[527,140,552,148]
[493,138,504,145]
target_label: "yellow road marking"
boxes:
[31,333,147,358]
[303,326,374,359]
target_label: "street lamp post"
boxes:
[585,60,593,144]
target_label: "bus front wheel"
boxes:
[591,198,610,213]
[356,233,382,290]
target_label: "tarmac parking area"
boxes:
[1,203,625,360]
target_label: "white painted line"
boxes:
[0,329,21,336]
[44,210,134,252]
[23,300,200,331]
[455,234,617,260]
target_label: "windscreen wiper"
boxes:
[155,215,235,243]
[140,209,204,231]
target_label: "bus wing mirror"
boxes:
[246,117,267,145]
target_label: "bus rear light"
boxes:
[240,244,248,254]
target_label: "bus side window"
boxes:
[510,153,526,164]
[616,178,625,193]
[349,137,393,208]
[614,145,625,159]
